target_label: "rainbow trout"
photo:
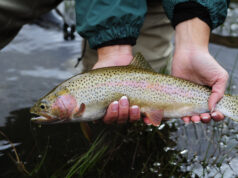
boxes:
[30,53,238,126]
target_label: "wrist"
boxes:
[97,45,133,66]
[173,43,211,72]
[173,46,211,67]
[175,17,210,53]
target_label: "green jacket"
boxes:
[75,0,229,49]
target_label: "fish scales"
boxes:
[30,53,238,125]
[60,67,210,118]
[72,67,206,104]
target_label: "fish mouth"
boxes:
[30,112,61,124]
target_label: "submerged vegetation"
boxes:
[0,104,237,177]
[0,113,190,177]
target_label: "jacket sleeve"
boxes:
[162,0,229,29]
[75,0,147,49]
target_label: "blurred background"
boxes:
[0,1,238,177]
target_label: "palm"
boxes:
[172,50,228,112]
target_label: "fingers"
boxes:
[197,72,227,124]
[103,96,141,124]
[181,115,201,123]
[103,101,119,124]
[191,115,200,123]
[182,111,224,124]
[182,114,211,124]
[129,105,141,122]
[104,95,226,125]
[211,111,224,121]
[208,72,228,111]
[200,113,211,123]
[118,96,129,123]
[182,116,191,124]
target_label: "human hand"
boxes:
[173,18,228,124]
[173,49,227,123]
[93,45,142,124]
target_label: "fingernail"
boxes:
[202,116,209,120]
[211,112,217,117]
[194,121,200,123]
[121,96,127,100]
[120,96,128,106]
[112,101,118,112]
[131,105,139,114]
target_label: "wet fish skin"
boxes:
[30,53,238,125]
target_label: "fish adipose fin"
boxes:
[144,109,164,126]
[130,52,155,72]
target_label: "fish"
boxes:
[30,53,238,126]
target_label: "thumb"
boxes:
[208,76,228,112]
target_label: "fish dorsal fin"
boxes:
[129,52,154,71]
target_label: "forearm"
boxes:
[172,17,228,115]
[175,17,210,52]
[93,45,133,69]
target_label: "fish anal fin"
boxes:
[144,109,164,126]
[74,103,86,117]
[129,52,154,72]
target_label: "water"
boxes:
[213,3,238,37]
[0,24,83,126]
[0,16,238,178]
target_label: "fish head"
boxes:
[30,97,57,123]
[30,88,81,124]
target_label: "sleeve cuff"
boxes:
[94,37,136,49]
[87,24,140,49]
[172,2,212,29]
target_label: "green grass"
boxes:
[65,131,108,178]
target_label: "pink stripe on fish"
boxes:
[96,81,193,98]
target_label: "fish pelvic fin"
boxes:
[80,122,92,143]
[144,109,164,126]
[129,52,155,72]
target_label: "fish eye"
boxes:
[40,104,46,109]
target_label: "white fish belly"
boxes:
[164,105,209,118]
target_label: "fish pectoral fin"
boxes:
[74,103,86,117]
[144,109,164,126]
